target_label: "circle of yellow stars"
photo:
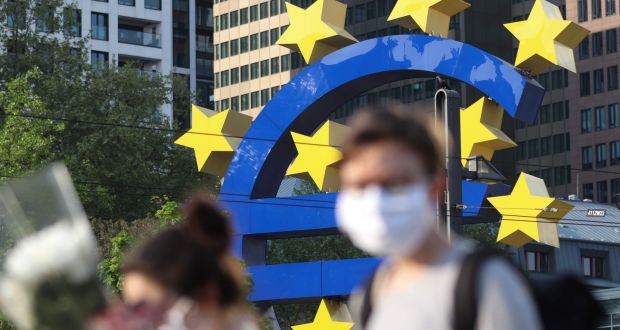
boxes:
[175,0,591,249]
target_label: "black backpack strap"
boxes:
[359,269,378,329]
[453,249,503,330]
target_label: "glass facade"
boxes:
[196,0,215,109]
[173,0,190,68]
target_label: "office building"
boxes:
[513,0,619,201]
[72,0,214,123]
[212,0,514,117]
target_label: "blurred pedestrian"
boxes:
[122,196,258,330]
[336,106,542,330]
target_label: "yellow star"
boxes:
[504,0,589,74]
[292,300,354,330]
[277,0,357,64]
[175,105,252,176]
[460,97,516,166]
[488,173,574,248]
[388,0,470,37]
[286,121,350,192]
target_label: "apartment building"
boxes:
[512,0,619,202]
[73,0,214,123]
[212,0,514,119]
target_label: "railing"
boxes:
[145,0,161,10]
[118,28,161,48]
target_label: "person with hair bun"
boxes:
[121,196,258,330]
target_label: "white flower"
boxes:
[0,218,99,330]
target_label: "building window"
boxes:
[592,0,602,18]
[593,32,603,56]
[582,146,593,169]
[119,0,135,6]
[250,34,259,50]
[240,65,249,82]
[540,136,552,156]
[579,37,590,59]
[538,72,550,89]
[230,10,238,27]
[607,29,618,54]
[260,60,269,77]
[240,8,248,24]
[63,8,81,37]
[240,36,249,53]
[240,94,249,111]
[260,89,270,106]
[260,31,269,48]
[250,5,258,21]
[270,28,280,46]
[582,253,607,278]
[552,102,565,121]
[250,92,259,108]
[250,63,259,79]
[553,134,565,154]
[528,139,539,158]
[230,39,239,56]
[231,96,239,112]
[611,141,620,165]
[610,103,620,128]
[271,86,279,98]
[220,13,228,29]
[580,72,591,96]
[595,106,606,130]
[91,12,108,41]
[270,0,279,15]
[271,57,280,74]
[220,70,229,87]
[606,0,617,15]
[566,133,571,151]
[259,2,269,19]
[609,66,619,90]
[536,104,549,124]
[220,41,229,58]
[230,68,239,85]
[220,99,229,111]
[554,166,567,186]
[281,54,291,71]
[582,109,592,133]
[583,183,594,200]
[578,0,589,21]
[525,250,551,273]
[596,143,607,168]
[516,142,526,160]
[593,69,604,93]
[145,0,161,10]
[551,70,564,90]
[90,50,108,66]
[597,181,609,202]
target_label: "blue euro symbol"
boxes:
[219,34,545,303]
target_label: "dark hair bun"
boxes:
[183,195,232,256]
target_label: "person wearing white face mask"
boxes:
[336,106,542,330]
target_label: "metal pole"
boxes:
[434,83,463,239]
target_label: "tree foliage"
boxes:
[0,0,217,220]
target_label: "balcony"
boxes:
[118,28,161,48]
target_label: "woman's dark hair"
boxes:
[342,105,445,176]
[123,196,243,307]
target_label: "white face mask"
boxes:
[336,183,435,257]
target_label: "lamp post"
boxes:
[434,79,463,238]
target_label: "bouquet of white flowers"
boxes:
[0,163,106,330]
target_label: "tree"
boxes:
[0,68,62,178]
[0,0,217,220]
